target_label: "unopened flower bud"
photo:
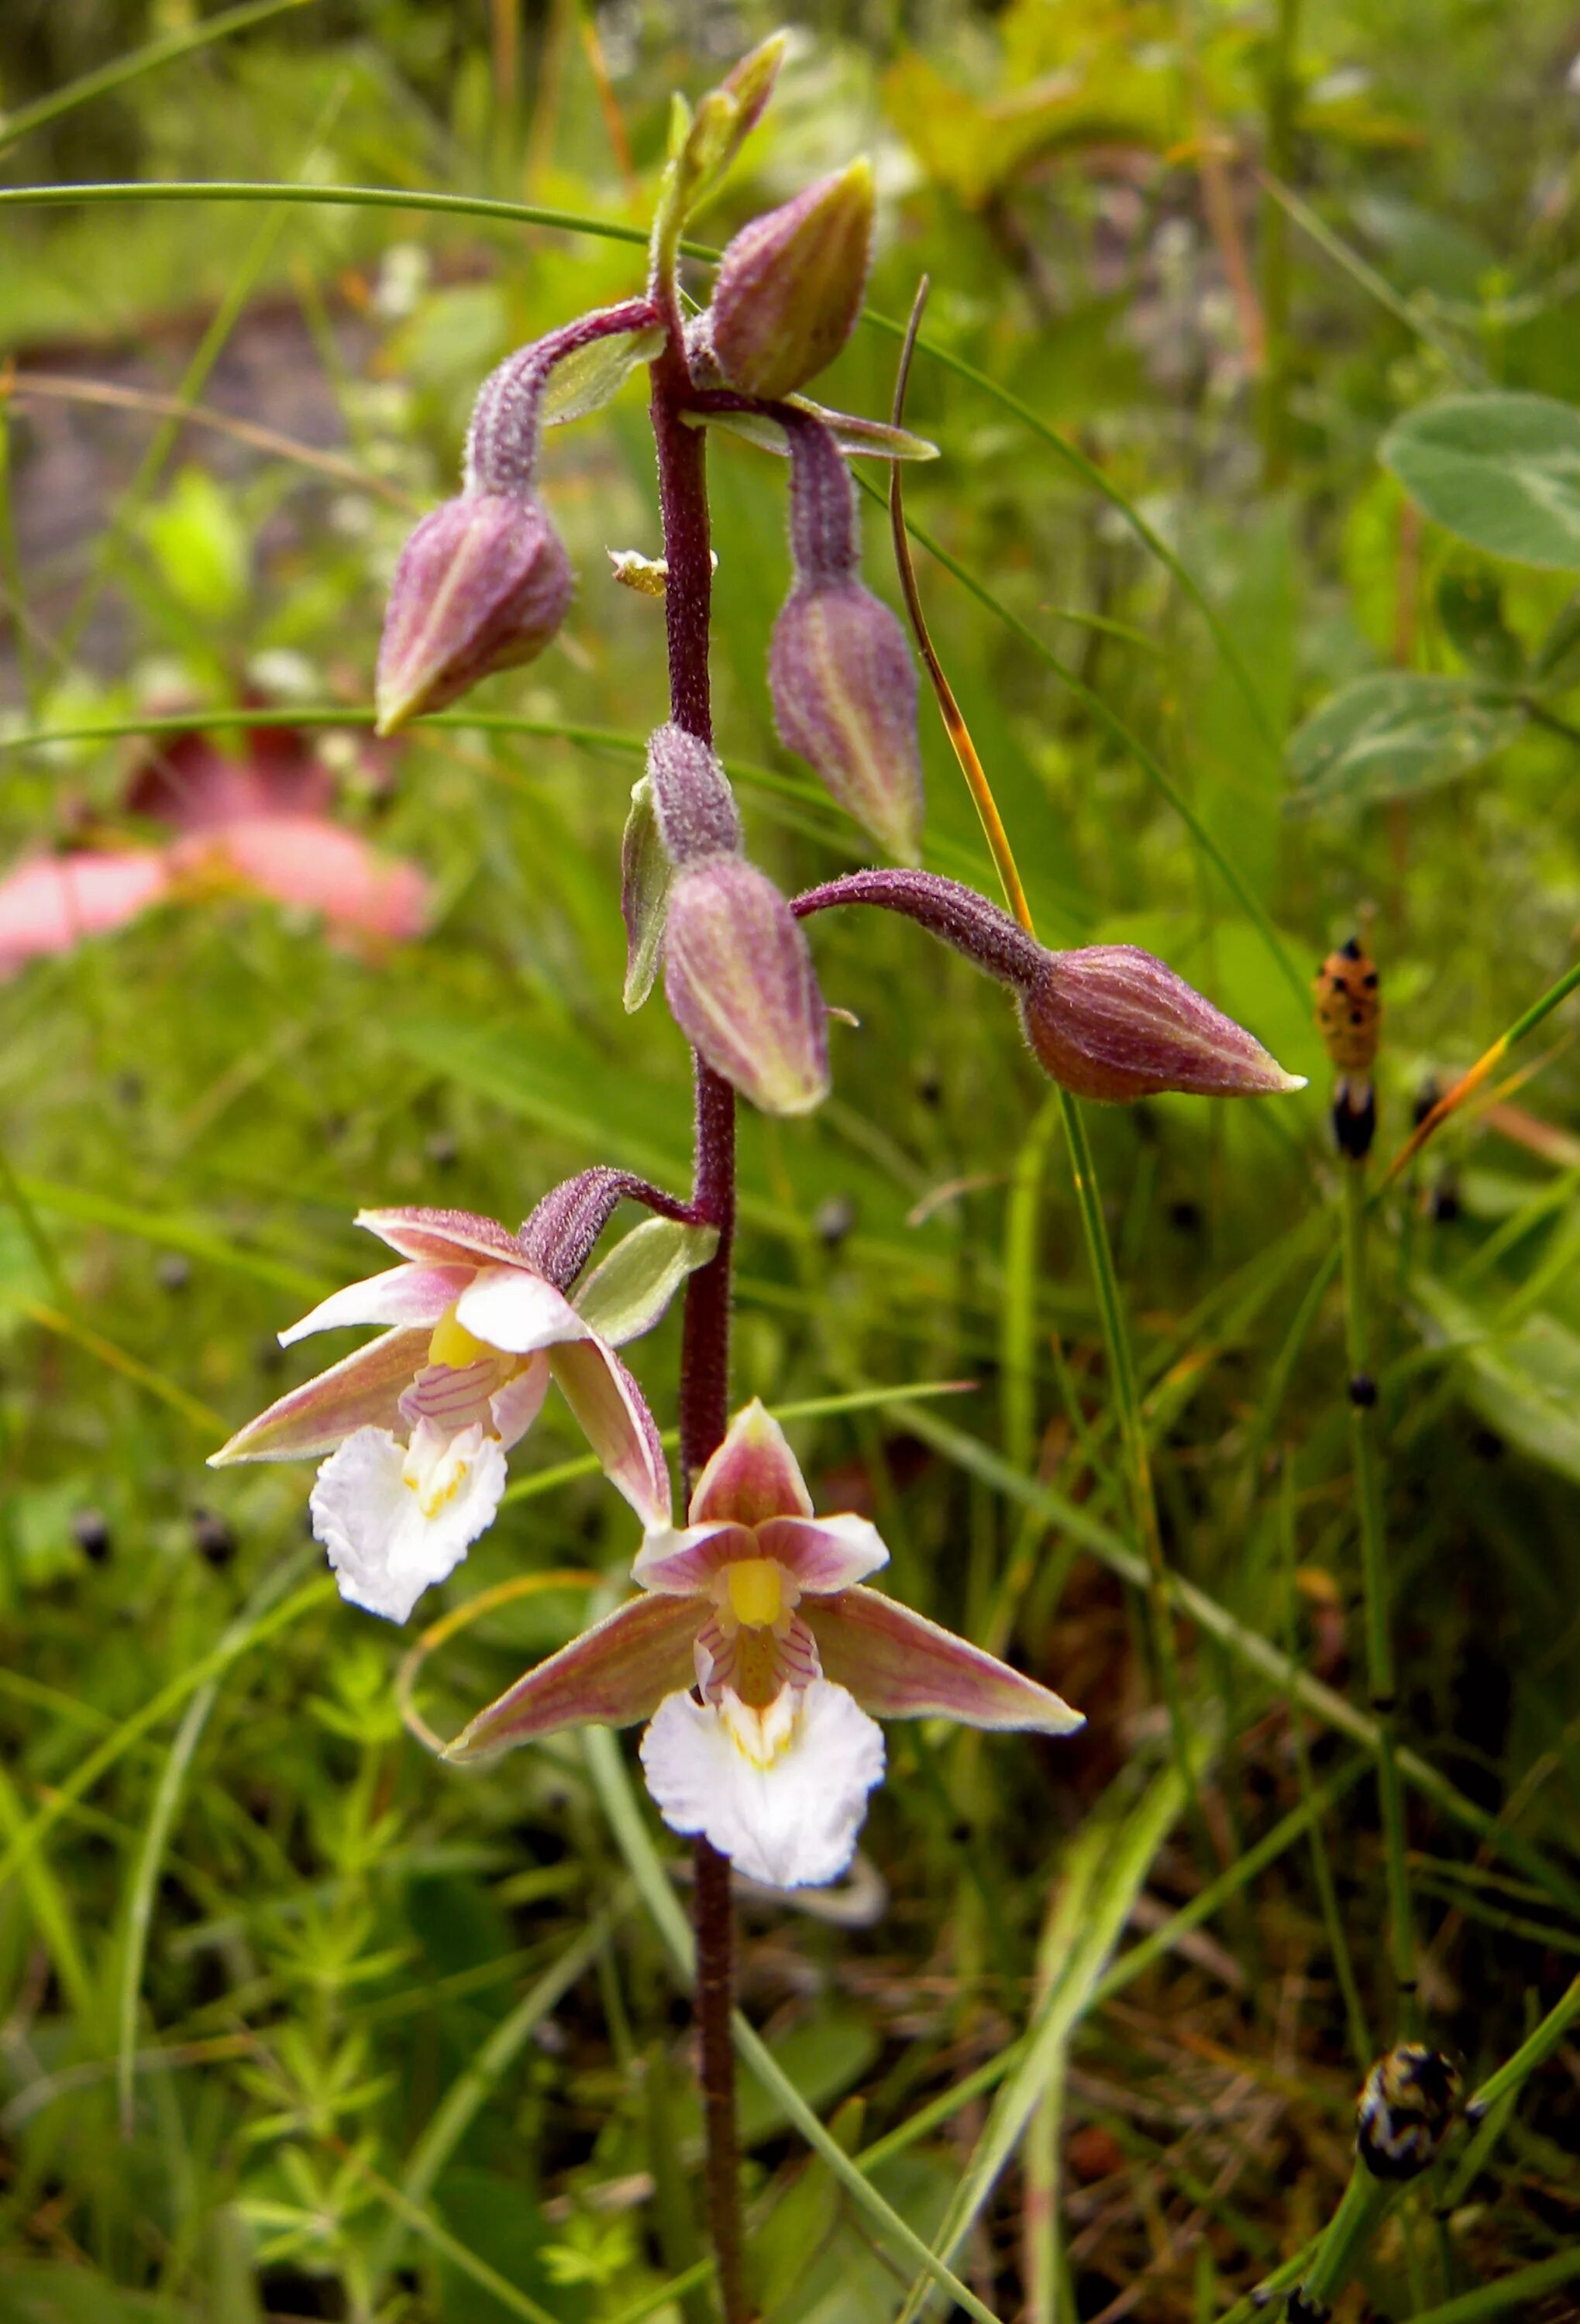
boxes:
[1020,947,1306,1102]
[711,161,874,401]
[791,871,1305,1105]
[771,581,924,863]
[374,494,573,734]
[664,857,829,1116]
[646,721,742,865]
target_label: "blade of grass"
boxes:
[861,312,1286,769]
[20,1176,329,1300]
[1405,2253,1580,2324]
[0,1575,335,1902]
[116,1545,315,2134]
[0,1763,93,2020]
[367,1902,627,2286]
[1382,955,1580,1185]
[22,1298,225,1433]
[893,1400,1580,1918]
[859,459,1307,1009]
[895,1755,1192,2322]
[578,1726,1005,2324]
[0,0,319,156]
[325,2144,559,2324]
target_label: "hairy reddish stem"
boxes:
[650,328,747,2324]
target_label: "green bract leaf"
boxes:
[1381,393,1580,569]
[541,325,666,428]
[1286,672,1524,808]
[620,776,671,1012]
[572,1216,718,1346]
[683,401,939,462]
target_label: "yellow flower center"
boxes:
[429,1303,491,1370]
[401,1432,473,1519]
[725,1558,783,1630]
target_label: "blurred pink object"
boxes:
[0,711,429,976]
[0,851,173,976]
[173,816,429,944]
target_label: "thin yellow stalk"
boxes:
[886,280,1213,1866]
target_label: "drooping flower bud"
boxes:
[791,869,1305,1104]
[1019,947,1306,1102]
[375,494,573,734]
[768,414,924,863]
[710,160,875,401]
[645,721,742,865]
[771,583,924,864]
[664,856,829,1116]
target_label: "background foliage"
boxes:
[1,2,1578,2319]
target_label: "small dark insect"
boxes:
[1314,937,1381,1074]
[1355,2044,1461,2181]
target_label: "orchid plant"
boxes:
[212,36,1302,2316]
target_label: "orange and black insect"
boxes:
[1315,937,1380,1159]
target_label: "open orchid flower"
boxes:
[448,1400,1083,1889]
[210,1205,671,1623]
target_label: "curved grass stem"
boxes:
[887,281,1215,1875]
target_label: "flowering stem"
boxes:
[1341,1157,1417,2033]
[649,325,748,2322]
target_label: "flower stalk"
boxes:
[649,230,749,2324]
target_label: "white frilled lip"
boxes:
[632,1510,888,1597]
[639,1679,886,1890]
[311,1420,508,1625]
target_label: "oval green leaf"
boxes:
[572,1215,719,1347]
[1286,671,1525,809]
[1381,393,1580,569]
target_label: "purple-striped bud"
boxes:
[711,161,874,401]
[792,871,1306,1105]
[1018,946,1306,1102]
[771,581,924,864]
[375,494,572,734]
[664,857,829,1117]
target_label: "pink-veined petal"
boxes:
[549,1339,672,1526]
[208,1327,427,1464]
[755,1512,889,1594]
[689,1397,813,1525]
[454,1265,584,1354]
[632,1521,759,1595]
[490,1352,551,1449]
[355,1207,532,1269]
[445,1593,703,1761]
[279,1263,473,1346]
[639,1679,884,1889]
[803,1588,1085,1733]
